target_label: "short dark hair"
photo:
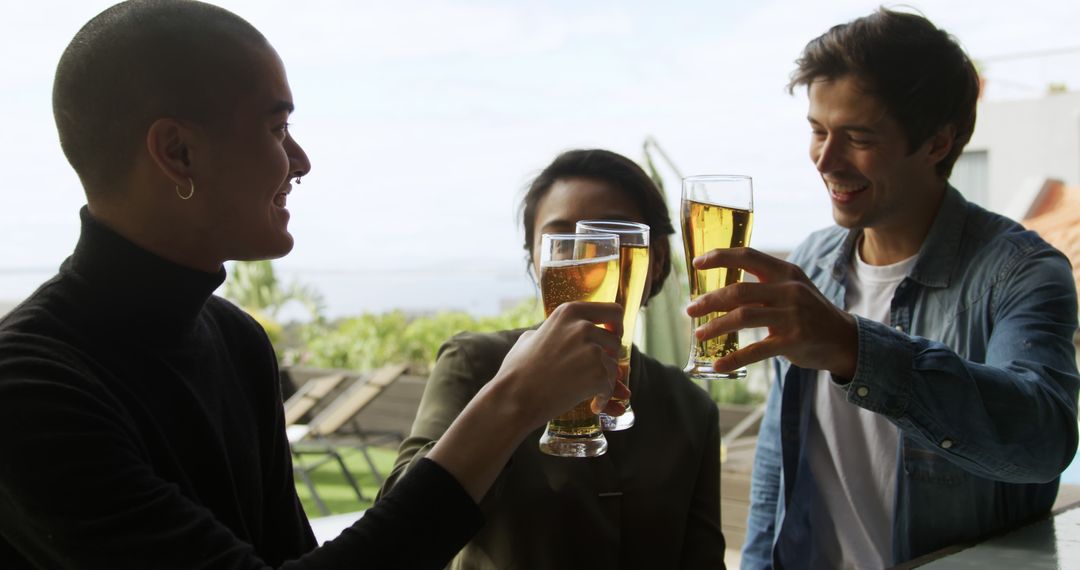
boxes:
[520,149,675,301]
[53,0,270,195]
[788,8,980,178]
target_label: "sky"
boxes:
[4,0,1080,316]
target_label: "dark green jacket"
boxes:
[381,328,726,569]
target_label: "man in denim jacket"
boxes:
[687,9,1080,569]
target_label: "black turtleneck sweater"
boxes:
[0,209,482,569]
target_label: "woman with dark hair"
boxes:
[383,149,726,569]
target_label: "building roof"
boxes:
[1022,180,1080,310]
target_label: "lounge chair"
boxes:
[287,364,408,515]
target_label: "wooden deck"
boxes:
[721,436,757,554]
[718,404,761,554]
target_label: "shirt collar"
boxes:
[65,206,226,337]
[818,186,968,289]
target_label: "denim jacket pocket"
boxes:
[903,445,967,485]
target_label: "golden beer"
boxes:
[682,199,754,377]
[539,254,620,442]
[575,220,651,431]
[608,244,649,421]
[615,244,650,364]
[540,256,621,315]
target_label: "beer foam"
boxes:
[541,255,620,268]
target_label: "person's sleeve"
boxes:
[843,246,1080,483]
[740,369,783,570]
[679,401,727,569]
[379,338,484,497]
[300,458,482,570]
[0,364,481,569]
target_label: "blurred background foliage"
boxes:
[224,260,541,371]
[295,300,542,371]
[224,259,762,405]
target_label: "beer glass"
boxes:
[681,175,754,379]
[576,220,650,431]
[538,233,620,457]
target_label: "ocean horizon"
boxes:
[0,263,540,322]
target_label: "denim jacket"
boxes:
[741,187,1080,569]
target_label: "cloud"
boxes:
[233,0,634,64]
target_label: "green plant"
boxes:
[704,377,765,405]
[224,261,325,321]
[222,260,326,356]
[295,299,543,371]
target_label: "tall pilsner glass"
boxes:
[537,233,621,457]
[576,220,649,431]
[681,175,754,379]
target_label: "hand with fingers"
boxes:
[499,300,629,426]
[685,247,859,379]
[427,300,628,501]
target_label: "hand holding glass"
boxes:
[681,175,754,379]
[575,220,649,431]
[538,233,620,457]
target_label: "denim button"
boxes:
[895,325,904,332]
[941,439,954,449]
[856,386,869,398]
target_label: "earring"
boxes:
[176,177,195,200]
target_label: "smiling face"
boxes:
[192,45,311,263]
[807,75,944,236]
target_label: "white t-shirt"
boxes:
[804,247,918,569]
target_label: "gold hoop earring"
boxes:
[176,178,195,200]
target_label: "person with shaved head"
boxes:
[0,1,626,568]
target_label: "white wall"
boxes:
[955,91,1080,220]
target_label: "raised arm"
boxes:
[424,301,625,501]
[846,247,1079,482]
[0,304,624,569]
[688,245,1079,484]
